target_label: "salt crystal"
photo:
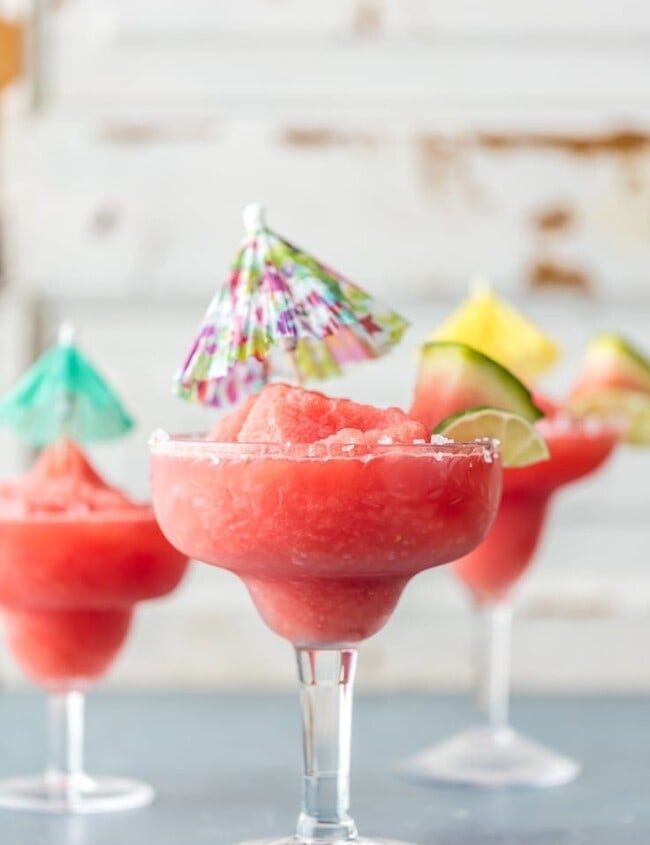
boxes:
[377,435,393,445]
[413,438,426,445]
[342,444,355,453]
[149,428,170,444]
[430,433,452,445]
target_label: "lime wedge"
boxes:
[431,283,560,381]
[568,389,650,445]
[435,407,551,467]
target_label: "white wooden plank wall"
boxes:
[0,0,648,689]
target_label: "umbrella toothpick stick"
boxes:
[53,321,74,470]
[282,341,304,388]
[58,321,77,348]
[57,321,77,444]
[288,354,304,388]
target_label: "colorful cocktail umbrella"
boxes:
[174,204,409,407]
[0,323,134,446]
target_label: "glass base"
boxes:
[0,774,155,813]
[400,726,581,788]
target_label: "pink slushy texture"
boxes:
[0,441,188,687]
[152,384,502,646]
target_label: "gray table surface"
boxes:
[0,691,646,845]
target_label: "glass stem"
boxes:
[295,648,358,844]
[475,601,512,731]
[45,691,86,793]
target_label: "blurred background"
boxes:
[0,0,648,692]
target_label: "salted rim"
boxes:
[0,504,156,524]
[148,431,500,462]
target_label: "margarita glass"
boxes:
[151,427,502,845]
[402,409,618,787]
[0,440,189,813]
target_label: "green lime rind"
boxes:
[591,333,650,372]
[419,341,545,422]
[569,389,650,446]
[435,406,550,468]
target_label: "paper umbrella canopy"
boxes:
[174,204,410,407]
[0,324,134,446]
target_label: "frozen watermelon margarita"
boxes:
[152,384,502,646]
[151,383,502,845]
[406,409,616,787]
[0,440,188,813]
[403,332,627,789]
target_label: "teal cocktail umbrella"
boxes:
[0,323,134,446]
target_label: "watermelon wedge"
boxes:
[410,342,544,431]
[569,334,650,445]
[571,334,650,398]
